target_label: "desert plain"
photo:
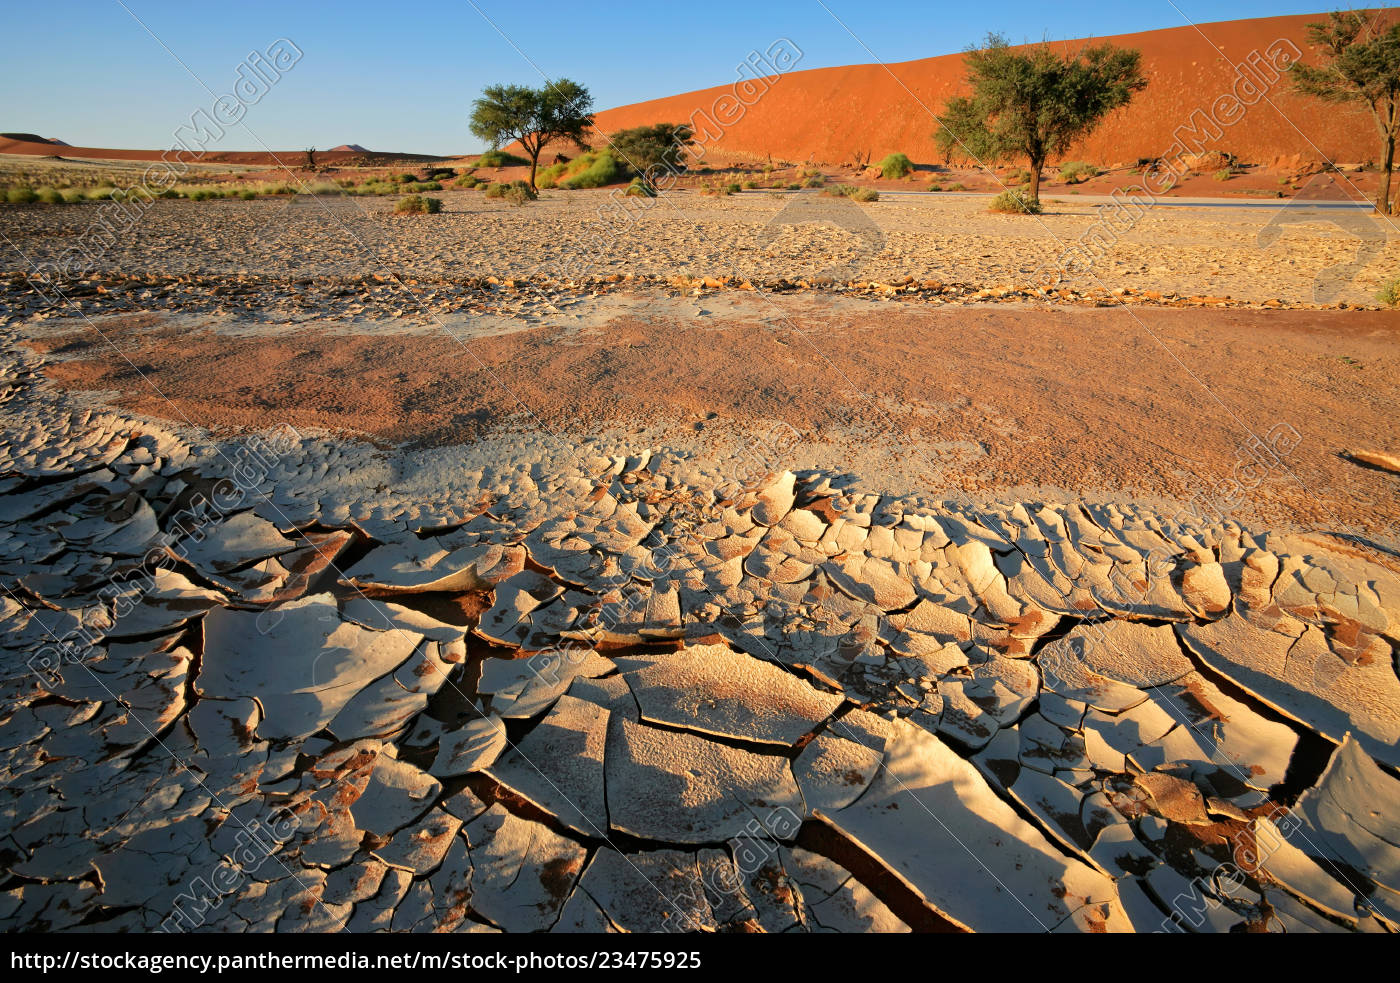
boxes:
[1,5,1399,939]
[1,174,1397,935]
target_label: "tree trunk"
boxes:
[1383,99,1397,216]
[1382,134,1394,216]
[528,153,539,191]
[1028,157,1042,203]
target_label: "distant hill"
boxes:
[590,12,1382,168]
[1,133,66,145]
[0,135,443,165]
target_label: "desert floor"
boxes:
[5,186,1397,305]
[0,187,1397,934]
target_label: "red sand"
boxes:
[30,303,1400,535]
[590,12,1383,168]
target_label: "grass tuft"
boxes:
[504,181,538,206]
[821,184,878,202]
[395,195,442,214]
[1377,278,1400,306]
[1058,161,1099,184]
[989,189,1042,214]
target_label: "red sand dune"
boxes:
[590,12,1383,167]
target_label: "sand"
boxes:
[24,296,1400,542]
[4,188,1396,307]
[591,12,1382,168]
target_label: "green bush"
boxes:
[1377,278,1400,306]
[803,176,824,188]
[742,179,758,189]
[989,189,1042,214]
[948,182,967,191]
[6,187,38,204]
[395,195,441,214]
[61,188,87,203]
[851,187,879,202]
[453,174,480,188]
[1212,169,1232,181]
[927,181,944,192]
[625,178,654,197]
[877,152,914,179]
[503,181,538,206]
[1058,161,1100,184]
[35,187,65,204]
[700,179,734,196]
[354,181,398,196]
[477,149,528,168]
[485,180,536,202]
[535,162,567,189]
[561,151,623,189]
[609,122,697,191]
[239,189,257,200]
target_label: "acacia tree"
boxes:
[608,123,695,191]
[1290,10,1400,215]
[469,79,594,190]
[934,34,1146,204]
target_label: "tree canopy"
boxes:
[470,79,594,189]
[1290,10,1400,214]
[934,34,1146,203]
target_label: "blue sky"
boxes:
[1,1,1354,155]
